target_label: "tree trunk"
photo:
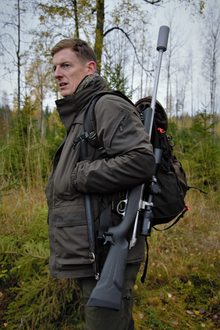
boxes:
[72,0,79,38]
[94,0,104,74]
[131,51,135,95]
[17,0,21,114]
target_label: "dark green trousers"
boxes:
[77,263,140,330]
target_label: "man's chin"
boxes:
[60,89,75,97]
[60,91,70,97]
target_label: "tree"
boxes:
[0,92,12,141]
[101,1,152,98]
[201,3,220,117]
[189,107,220,188]
[35,0,96,40]
[95,0,206,73]
[163,6,187,117]
[102,53,132,97]
[26,57,53,137]
[0,0,31,113]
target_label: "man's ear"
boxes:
[87,61,96,75]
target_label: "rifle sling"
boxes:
[79,91,133,277]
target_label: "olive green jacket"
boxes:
[45,75,155,279]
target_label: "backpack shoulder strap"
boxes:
[72,90,134,159]
[85,90,133,133]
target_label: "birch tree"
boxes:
[0,0,28,113]
[201,4,220,116]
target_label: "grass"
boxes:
[133,189,220,329]
[0,187,219,329]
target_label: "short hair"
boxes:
[51,38,97,65]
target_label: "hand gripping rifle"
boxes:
[86,26,170,311]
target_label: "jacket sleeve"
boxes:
[71,95,155,194]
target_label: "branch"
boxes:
[143,0,163,5]
[103,27,154,74]
[0,32,17,48]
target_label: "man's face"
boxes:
[53,48,94,97]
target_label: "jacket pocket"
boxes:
[54,224,91,266]
[105,109,140,156]
[52,210,99,268]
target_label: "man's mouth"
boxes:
[59,82,67,88]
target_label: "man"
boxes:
[46,38,155,330]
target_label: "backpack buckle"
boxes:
[72,132,89,149]
[89,131,97,141]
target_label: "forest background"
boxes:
[0,0,220,329]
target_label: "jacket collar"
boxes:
[55,75,107,132]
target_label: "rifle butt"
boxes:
[87,239,128,310]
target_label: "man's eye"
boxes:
[65,64,70,68]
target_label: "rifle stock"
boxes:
[87,185,142,310]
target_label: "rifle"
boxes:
[86,26,170,311]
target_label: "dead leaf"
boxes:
[160,294,164,300]
[186,310,196,317]
[194,310,200,315]
[139,313,144,319]
[187,310,194,315]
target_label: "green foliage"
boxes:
[0,205,84,329]
[168,108,220,193]
[0,146,20,203]
[0,104,12,138]
[0,97,65,191]
[102,52,134,98]
[188,110,220,188]
[6,276,83,329]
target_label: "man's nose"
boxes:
[54,66,62,78]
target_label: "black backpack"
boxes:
[135,96,189,230]
[73,91,189,230]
